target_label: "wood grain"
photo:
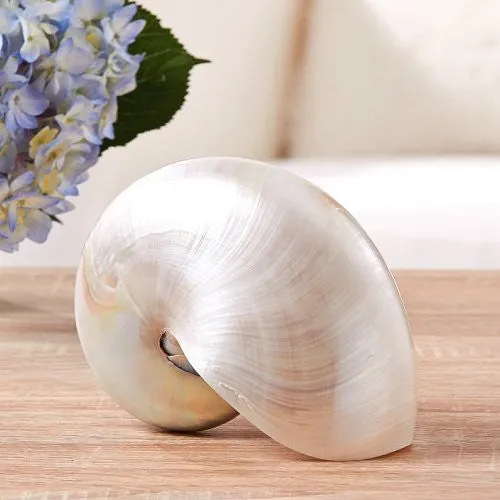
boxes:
[1,269,500,499]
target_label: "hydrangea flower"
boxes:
[0,0,145,251]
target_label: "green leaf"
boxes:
[101,3,208,151]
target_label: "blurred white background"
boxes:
[1,0,500,268]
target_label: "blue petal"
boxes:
[4,55,19,75]
[88,57,106,75]
[101,18,114,43]
[40,22,58,35]
[20,40,41,63]
[49,0,72,21]
[45,72,72,104]
[18,85,49,115]
[101,121,114,140]
[0,9,18,34]
[24,209,52,244]
[112,4,137,32]
[10,171,35,191]
[76,75,108,103]
[65,46,93,74]
[119,20,145,46]
[74,0,106,22]
[109,0,125,11]
[57,38,92,74]
[60,184,79,196]
[57,37,73,61]
[113,74,137,96]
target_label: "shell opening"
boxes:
[159,329,199,376]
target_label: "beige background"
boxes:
[1,0,500,267]
[293,0,500,155]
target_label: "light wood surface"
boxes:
[1,269,499,499]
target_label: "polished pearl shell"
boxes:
[75,157,416,460]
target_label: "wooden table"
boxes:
[1,270,499,499]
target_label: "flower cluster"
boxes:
[0,0,145,252]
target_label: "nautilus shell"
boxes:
[75,157,416,461]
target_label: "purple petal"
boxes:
[4,55,19,75]
[10,171,35,191]
[83,126,102,145]
[18,85,49,115]
[0,143,16,174]
[31,72,47,92]
[10,189,39,201]
[44,199,74,215]
[56,199,74,213]
[9,223,27,244]
[24,209,52,243]
[0,123,9,141]
[23,195,60,209]
[8,202,17,232]
[0,239,19,252]
[75,172,89,184]
[60,184,79,196]
[5,109,18,132]
[0,177,9,202]
[13,107,38,129]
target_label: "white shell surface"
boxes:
[75,157,416,460]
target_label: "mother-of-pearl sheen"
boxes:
[74,157,416,460]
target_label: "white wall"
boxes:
[0,0,295,267]
[2,0,500,268]
[292,0,500,155]
[281,158,500,270]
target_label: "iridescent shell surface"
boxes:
[75,157,416,460]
